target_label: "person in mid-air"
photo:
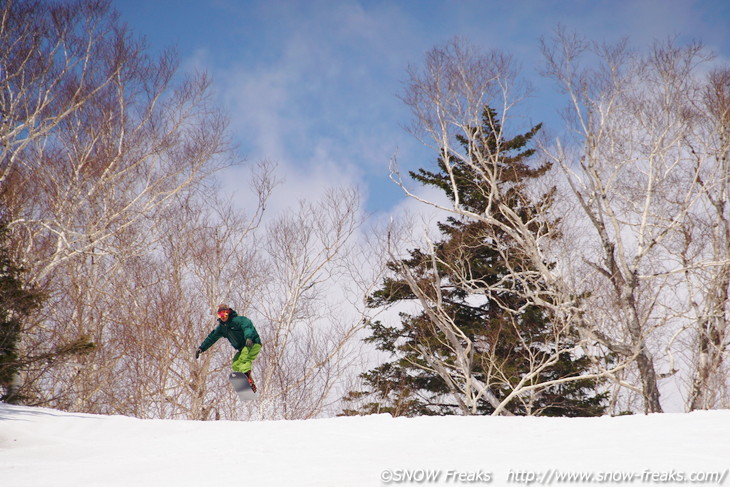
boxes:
[196,304,262,392]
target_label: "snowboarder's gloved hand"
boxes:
[195,348,203,359]
[245,339,253,349]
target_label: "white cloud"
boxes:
[172,0,730,222]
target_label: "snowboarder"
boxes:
[196,304,262,393]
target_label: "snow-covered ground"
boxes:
[1,403,728,487]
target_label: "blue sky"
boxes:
[112,0,730,216]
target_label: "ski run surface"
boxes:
[1,403,729,486]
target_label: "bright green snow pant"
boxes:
[231,344,262,374]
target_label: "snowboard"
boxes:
[228,372,257,401]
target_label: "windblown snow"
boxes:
[1,403,728,486]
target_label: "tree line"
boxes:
[1,1,728,419]
[0,0,373,421]
[345,34,729,416]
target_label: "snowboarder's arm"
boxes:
[238,316,258,343]
[199,326,222,352]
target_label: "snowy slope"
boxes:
[1,403,728,487]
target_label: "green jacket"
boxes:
[199,310,261,352]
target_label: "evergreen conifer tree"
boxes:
[0,210,94,403]
[0,217,44,403]
[343,107,607,417]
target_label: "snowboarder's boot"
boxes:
[245,371,257,393]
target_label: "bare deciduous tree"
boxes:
[254,187,368,419]
[540,29,729,413]
[677,67,730,411]
[1,0,122,186]
[1,0,238,408]
[2,1,378,421]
